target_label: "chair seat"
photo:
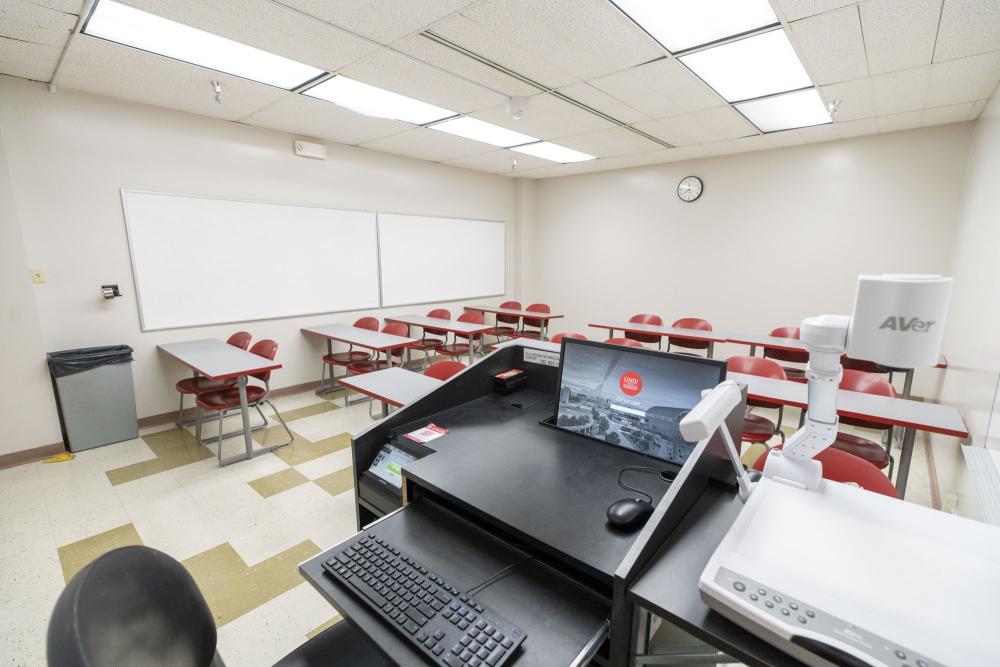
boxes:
[176,377,235,394]
[346,359,398,375]
[407,339,444,351]
[484,326,516,337]
[196,385,266,411]
[832,432,890,469]
[511,331,543,340]
[783,367,807,382]
[437,343,471,357]
[323,351,371,366]
[274,620,390,667]
[741,412,777,443]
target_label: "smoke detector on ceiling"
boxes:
[506,96,529,120]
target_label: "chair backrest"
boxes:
[47,546,218,667]
[522,303,550,330]
[549,333,587,344]
[354,316,379,331]
[727,355,787,380]
[425,309,451,337]
[425,360,466,381]
[626,313,663,344]
[382,322,409,356]
[669,317,712,350]
[249,339,278,383]
[496,301,522,325]
[226,331,252,350]
[604,337,645,348]
[753,447,898,498]
[457,311,485,340]
[763,326,809,364]
[839,369,896,430]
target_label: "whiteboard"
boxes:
[122,191,380,331]
[378,214,506,307]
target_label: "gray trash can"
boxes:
[47,345,139,452]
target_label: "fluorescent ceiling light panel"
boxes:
[511,142,596,163]
[304,76,456,125]
[679,29,812,102]
[84,0,324,89]
[613,0,779,53]
[735,88,832,132]
[429,117,538,148]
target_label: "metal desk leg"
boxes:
[893,367,917,497]
[468,339,476,365]
[316,339,340,396]
[749,344,757,356]
[238,376,254,459]
[708,341,715,359]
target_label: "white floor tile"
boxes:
[293,449,353,481]
[91,437,157,471]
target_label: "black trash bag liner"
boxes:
[47,345,134,378]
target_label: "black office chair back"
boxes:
[47,545,220,667]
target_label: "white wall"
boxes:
[0,76,519,433]
[0,124,64,456]
[526,124,974,364]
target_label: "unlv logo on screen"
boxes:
[619,371,643,396]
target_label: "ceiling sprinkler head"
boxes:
[506,96,528,120]
[212,81,223,104]
[827,99,841,121]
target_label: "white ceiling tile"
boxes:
[835,117,880,138]
[969,99,988,119]
[790,5,869,85]
[878,110,923,133]
[763,129,807,147]
[871,66,931,115]
[660,144,719,161]
[443,149,551,174]
[54,36,288,121]
[392,34,538,97]
[687,106,758,142]
[0,0,77,47]
[589,59,725,119]
[119,0,379,73]
[360,126,493,161]
[0,36,62,82]
[922,101,976,126]
[278,0,474,45]
[556,82,649,124]
[860,0,942,75]
[711,135,771,154]
[926,52,1000,107]
[934,0,1000,62]
[797,122,841,143]
[470,93,615,140]
[240,94,412,145]
[339,48,505,113]
[630,116,700,146]
[37,1,84,12]
[554,127,663,158]
[772,0,855,22]
[819,77,875,121]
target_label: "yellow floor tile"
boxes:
[272,432,351,467]
[314,466,355,498]
[183,540,320,627]
[306,615,342,640]
[248,468,309,498]
[58,523,144,582]
[281,402,337,422]
[105,428,213,486]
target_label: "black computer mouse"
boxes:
[606,498,654,531]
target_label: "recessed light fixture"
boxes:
[735,88,833,132]
[304,75,456,125]
[429,116,538,148]
[511,142,596,164]
[612,0,779,53]
[679,29,812,102]
[83,0,324,90]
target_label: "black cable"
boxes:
[465,556,535,597]
[617,466,668,504]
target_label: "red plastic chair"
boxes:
[482,301,522,341]
[550,333,587,344]
[424,360,466,381]
[195,339,292,463]
[624,313,664,348]
[347,323,408,375]
[407,309,450,368]
[604,337,645,348]
[512,304,551,340]
[763,326,808,383]
[175,331,252,422]
[727,356,787,445]
[831,370,896,473]
[438,312,486,359]
[319,316,379,390]
[753,446,898,499]
[667,317,712,356]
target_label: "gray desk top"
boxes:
[589,319,729,342]
[301,323,416,351]
[337,367,442,408]
[465,305,564,319]
[385,314,493,334]
[158,338,280,381]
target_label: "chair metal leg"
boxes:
[195,407,203,443]
[216,411,225,465]
[262,400,293,449]
[177,392,185,426]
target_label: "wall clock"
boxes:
[678,176,703,202]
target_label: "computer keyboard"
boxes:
[322,532,527,666]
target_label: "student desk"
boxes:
[383,314,493,366]
[464,305,564,340]
[589,319,729,357]
[727,371,968,498]
[158,338,282,466]
[336,367,442,418]
[301,323,416,395]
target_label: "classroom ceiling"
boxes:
[1,0,999,178]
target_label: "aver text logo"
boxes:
[879,316,936,332]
